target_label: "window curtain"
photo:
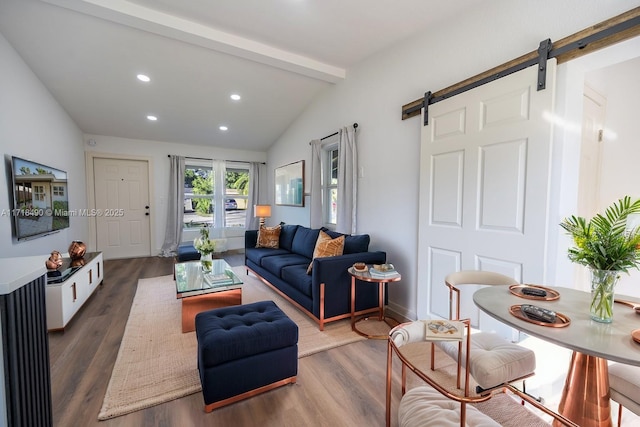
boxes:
[245,161,262,230]
[159,155,185,256]
[211,159,226,238]
[309,139,322,228]
[336,126,358,234]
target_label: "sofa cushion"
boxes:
[281,264,313,297]
[291,226,320,259]
[321,228,370,254]
[245,247,289,266]
[279,224,299,252]
[256,224,281,248]
[307,230,345,274]
[261,253,310,277]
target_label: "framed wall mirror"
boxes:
[275,160,304,207]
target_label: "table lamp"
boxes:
[254,204,272,227]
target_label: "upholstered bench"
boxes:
[177,243,201,262]
[195,300,298,412]
[398,386,500,426]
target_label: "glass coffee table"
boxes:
[174,259,243,333]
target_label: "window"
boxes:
[322,146,339,227]
[224,165,249,228]
[33,185,45,201]
[183,163,213,228]
[53,185,65,196]
[183,161,250,230]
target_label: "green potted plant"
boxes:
[193,225,216,272]
[560,196,640,322]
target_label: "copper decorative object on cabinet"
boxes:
[45,250,63,269]
[68,241,86,260]
[70,258,86,268]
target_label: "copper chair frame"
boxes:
[386,319,490,427]
[434,270,535,392]
[385,320,579,427]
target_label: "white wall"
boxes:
[587,55,640,296]
[266,0,640,321]
[82,134,266,254]
[0,33,88,259]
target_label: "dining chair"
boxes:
[434,270,537,394]
[386,319,494,427]
[608,362,640,427]
[386,320,578,427]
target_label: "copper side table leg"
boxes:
[554,351,612,427]
[351,276,356,330]
[378,281,385,321]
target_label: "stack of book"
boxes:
[203,272,234,288]
[369,263,400,279]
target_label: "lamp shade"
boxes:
[254,204,272,218]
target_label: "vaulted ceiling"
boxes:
[0,0,483,151]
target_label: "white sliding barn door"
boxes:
[416,60,557,338]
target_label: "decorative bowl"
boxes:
[353,262,367,272]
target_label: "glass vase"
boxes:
[200,252,213,273]
[589,268,620,323]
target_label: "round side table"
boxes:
[348,266,401,339]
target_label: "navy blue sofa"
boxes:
[245,224,386,330]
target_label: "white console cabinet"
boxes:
[45,252,103,331]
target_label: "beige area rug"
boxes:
[98,266,367,420]
[401,343,549,426]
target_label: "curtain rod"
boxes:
[321,123,358,140]
[309,123,359,145]
[167,155,265,165]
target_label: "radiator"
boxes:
[0,274,52,427]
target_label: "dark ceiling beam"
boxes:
[402,7,640,121]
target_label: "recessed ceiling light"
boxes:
[230,94,241,101]
[219,125,228,131]
[137,74,151,82]
[147,115,157,121]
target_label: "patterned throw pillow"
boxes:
[307,230,345,274]
[256,225,281,248]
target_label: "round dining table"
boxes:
[474,285,640,427]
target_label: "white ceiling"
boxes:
[0,0,483,151]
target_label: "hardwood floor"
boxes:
[48,255,404,427]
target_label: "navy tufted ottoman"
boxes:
[195,300,298,412]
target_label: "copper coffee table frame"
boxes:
[175,260,243,333]
[348,266,402,339]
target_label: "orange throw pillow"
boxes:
[256,225,281,248]
[307,230,345,274]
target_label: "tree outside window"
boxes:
[183,162,249,229]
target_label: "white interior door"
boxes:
[416,60,557,339]
[577,85,606,219]
[94,158,151,259]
